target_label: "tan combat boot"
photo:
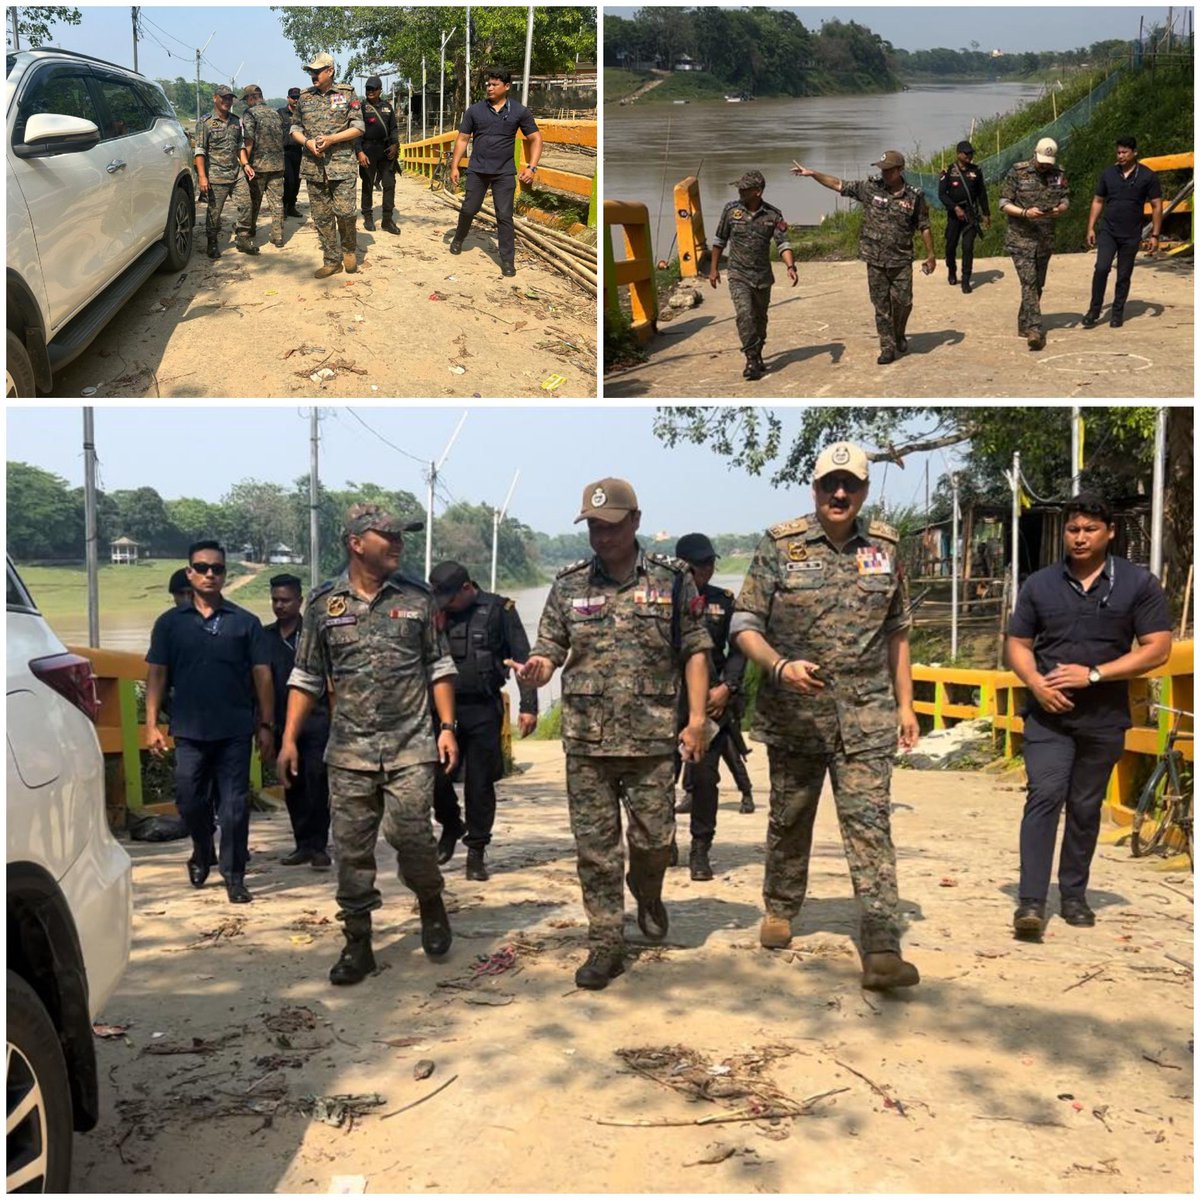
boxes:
[860,951,920,991]
[314,262,343,279]
[759,913,793,949]
[343,249,358,273]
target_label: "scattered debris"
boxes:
[540,373,566,391]
[263,1005,318,1034]
[832,1057,909,1118]
[683,1143,738,1167]
[141,1036,228,1057]
[1063,963,1112,993]
[413,1060,435,1081]
[376,1037,424,1049]
[381,1074,459,1120]
[463,994,514,1006]
[329,1175,368,1193]
[190,917,246,947]
[1142,1050,1181,1070]
[298,1092,386,1130]
[93,1022,131,1039]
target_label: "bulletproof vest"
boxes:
[446,594,502,697]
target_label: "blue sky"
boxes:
[6,404,985,535]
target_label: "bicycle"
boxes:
[1129,704,1193,869]
[430,146,454,193]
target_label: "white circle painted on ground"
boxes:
[1042,352,1153,374]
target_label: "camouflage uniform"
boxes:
[730,513,911,953]
[291,81,366,267]
[1000,160,1070,335]
[839,177,930,354]
[287,569,455,926]
[241,99,287,246]
[712,198,791,354]
[531,548,712,950]
[195,111,251,242]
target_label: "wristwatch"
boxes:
[440,721,458,733]
[1087,667,1103,685]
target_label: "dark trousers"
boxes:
[1018,714,1127,901]
[359,149,396,216]
[173,736,253,881]
[688,725,733,844]
[433,698,504,849]
[1088,227,1140,315]
[454,170,517,261]
[278,729,330,853]
[944,214,979,279]
[283,148,301,211]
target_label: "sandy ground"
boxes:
[75,741,1193,1194]
[604,253,1193,399]
[52,175,596,400]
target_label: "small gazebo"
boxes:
[109,536,140,565]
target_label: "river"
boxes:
[604,81,1043,252]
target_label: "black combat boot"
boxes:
[744,350,764,381]
[362,211,375,231]
[437,816,463,865]
[329,916,375,985]
[739,792,755,814]
[751,347,767,376]
[381,214,400,235]
[224,877,252,903]
[1013,898,1046,939]
[465,846,489,882]
[626,848,670,942]
[186,839,216,887]
[689,839,713,882]
[500,259,516,277]
[206,233,220,259]
[574,947,625,990]
[418,893,453,958]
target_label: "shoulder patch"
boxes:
[768,516,809,540]
[307,579,336,605]
[555,558,589,579]
[646,552,685,573]
[389,569,431,593]
[503,598,515,611]
[723,589,734,599]
[868,518,899,543]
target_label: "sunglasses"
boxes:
[189,562,227,575]
[817,475,865,495]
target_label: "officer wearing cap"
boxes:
[730,442,922,992]
[278,87,304,218]
[289,52,366,279]
[938,140,991,292]
[999,136,1070,351]
[239,84,287,249]
[168,567,193,609]
[515,479,713,991]
[355,75,400,234]
[428,560,537,880]
[278,503,457,986]
[793,152,936,365]
[708,170,798,382]
[671,533,747,882]
[194,84,255,259]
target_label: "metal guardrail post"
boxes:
[673,176,706,277]
[603,199,657,342]
[117,678,144,812]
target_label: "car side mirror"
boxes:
[12,112,101,158]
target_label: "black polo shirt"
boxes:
[1009,554,1171,730]
[458,97,538,175]
[263,616,329,740]
[1095,163,1162,240]
[147,598,269,741]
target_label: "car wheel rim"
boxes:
[6,1041,52,1192]
[5,367,18,399]
[172,197,191,257]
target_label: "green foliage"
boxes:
[603,307,649,372]
[637,71,727,102]
[8,5,81,48]
[894,39,1133,81]
[603,67,654,103]
[153,76,238,123]
[533,702,562,740]
[6,463,80,559]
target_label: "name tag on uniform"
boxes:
[857,548,892,576]
[871,194,889,209]
[572,596,606,615]
[785,560,823,572]
[706,603,726,617]
[390,609,421,619]
[325,615,358,627]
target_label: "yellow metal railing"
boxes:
[604,199,657,343]
[672,175,707,277]
[1139,151,1193,255]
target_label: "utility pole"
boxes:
[1149,407,1166,579]
[521,4,534,105]
[424,413,468,580]
[407,77,413,141]
[195,33,215,125]
[83,409,100,648]
[11,8,20,51]
[131,7,140,72]
[1009,450,1021,612]
[490,470,520,592]
[950,472,960,660]
[1069,406,1082,495]
[421,56,427,140]
[464,5,471,110]
[309,408,320,590]
[438,27,456,137]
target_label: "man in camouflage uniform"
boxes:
[793,151,936,365]
[288,52,365,279]
[277,504,457,986]
[672,533,747,882]
[999,137,1070,351]
[239,84,287,249]
[708,169,798,381]
[355,75,400,234]
[516,479,713,991]
[730,442,922,991]
[194,84,254,259]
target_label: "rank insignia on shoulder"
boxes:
[326,595,348,617]
[504,598,515,611]
[769,516,808,540]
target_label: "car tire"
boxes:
[6,971,74,1193]
[159,181,194,272]
[6,330,37,399]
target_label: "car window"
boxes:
[6,562,38,613]
[13,67,100,144]
[135,80,176,121]
[92,74,156,139]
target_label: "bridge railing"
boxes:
[673,176,707,277]
[603,200,657,342]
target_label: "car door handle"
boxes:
[163,144,176,154]
[105,159,127,173]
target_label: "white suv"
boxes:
[6,48,195,397]
[7,557,133,1191]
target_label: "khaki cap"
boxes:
[871,150,906,169]
[813,442,870,483]
[304,51,335,72]
[342,502,423,537]
[574,477,639,524]
[1034,136,1058,164]
[241,83,262,99]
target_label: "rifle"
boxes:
[952,160,984,231]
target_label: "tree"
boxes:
[110,487,178,552]
[166,497,226,550]
[221,480,295,562]
[6,462,79,559]
[7,6,81,49]
[434,502,539,588]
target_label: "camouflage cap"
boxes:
[342,502,423,537]
[813,441,871,483]
[574,477,639,524]
[213,84,234,98]
[871,150,906,169]
[304,51,335,72]
[241,83,262,99]
[731,169,766,190]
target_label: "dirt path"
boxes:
[605,253,1193,398]
[75,742,1193,1193]
[53,176,596,400]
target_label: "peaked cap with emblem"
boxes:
[812,441,870,483]
[303,51,336,72]
[342,502,423,537]
[574,477,638,524]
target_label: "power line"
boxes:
[342,407,426,465]
[138,12,193,53]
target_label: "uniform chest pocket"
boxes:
[326,624,361,648]
[781,566,825,592]
[631,606,673,648]
[856,575,894,603]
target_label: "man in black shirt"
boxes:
[1082,137,1163,329]
[355,76,399,234]
[937,140,991,293]
[279,87,303,218]
[264,574,331,869]
[449,67,542,277]
[146,541,274,904]
[1005,494,1171,938]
